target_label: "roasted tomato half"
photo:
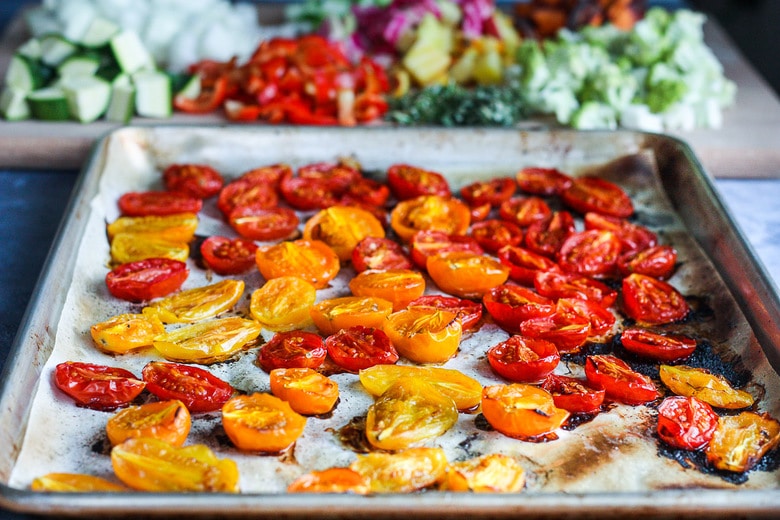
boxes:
[384,307,462,364]
[349,268,425,311]
[555,297,616,337]
[442,453,526,493]
[557,229,621,278]
[622,273,690,325]
[460,177,516,207]
[620,328,696,362]
[352,236,413,272]
[350,448,448,493]
[256,239,340,289]
[386,163,450,200]
[288,468,370,494]
[163,163,224,199]
[481,384,569,439]
[524,210,576,257]
[118,191,203,217]
[534,271,618,307]
[541,374,605,414]
[303,206,385,261]
[499,196,552,228]
[408,295,483,331]
[326,325,399,372]
[257,330,327,372]
[470,219,524,254]
[519,312,591,353]
[497,245,560,286]
[250,276,317,332]
[658,365,754,410]
[515,167,573,196]
[487,335,560,383]
[561,176,633,218]
[706,412,780,473]
[142,361,234,413]
[585,354,659,405]
[270,367,339,415]
[143,279,245,324]
[657,396,718,451]
[483,284,555,333]
[54,362,145,411]
[105,258,189,303]
[152,317,262,365]
[106,213,198,243]
[390,195,471,242]
[200,236,258,275]
[409,229,483,269]
[584,212,657,255]
[228,205,299,242]
[222,393,307,453]
[309,295,393,336]
[90,313,165,354]
[106,399,191,447]
[218,180,279,217]
[617,245,677,279]
[427,251,510,299]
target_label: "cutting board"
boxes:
[1,7,779,178]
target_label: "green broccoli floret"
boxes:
[646,78,687,113]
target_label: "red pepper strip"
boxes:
[173,76,229,114]
[224,100,262,121]
[285,100,339,125]
[354,93,389,122]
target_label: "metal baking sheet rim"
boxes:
[1,125,779,517]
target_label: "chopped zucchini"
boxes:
[39,34,78,67]
[133,70,172,118]
[57,54,101,78]
[17,38,43,60]
[110,30,154,74]
[4,54,48,92]
[105,81,136,123]
[173,73,201,100]
[61,76,111,123]
[0,87,31,121]
[27,87,70,121]
[80,17,120,48]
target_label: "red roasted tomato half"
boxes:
[142,361,234,413]
[487,335,560,383]
[105,258,189,302]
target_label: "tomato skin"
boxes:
[54,362,145,411]
[541,374,605,414]
[460,177,516,207]
[622,273,690,325]
[106,258,189,302]
[470,219,524,254]
[409,230,484,269]
[483,284,555,333]
[427,251,510,299]
[617,245,677,280]
[515,167,573,196]
[118,191,203,217]
[557,229,621,278]
[499,196,552,228]
[106,399,191,447]
[257,330,327,372]
[534,271,618,307]
[481,384,569,438]
[585,354,659,405]
[657,396,718,451]
[222,393,307,453]
[497,245,560,286]
[349,268,426,311]
[561,176,634,218]
[352,236,413,272]
[218,180,279,217]
[387,163,450,200]
[163,164,224,199]
[325,325,399,372]
[200,236,258,275]
[256,239,340,289]
[487,336,560,383]
[408,295,483,331]
[620,328,696,362]
[524,210,576,257]
[229,205,299,242]
[391,195,471,242]
[519,312,591,353]
[142,361,234,413]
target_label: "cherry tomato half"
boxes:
[497,245,560,286]
[541,374,605,414]
[617,245,677,280]
[534,271,618,307]
[142,361,234,413]
[561,176,634,218]
[387,163,450,200]
[620,328,697,362]
[391,195,471,242]
[222,393,307,453]
[257,330,327,372]
[303,206,385,261]
[229,205,299,242]
[200,236,258,275]
[524,210,576,257]
[427,251,510,299]
[270,367,339,415]
[280,175,341,210]
[54,362,145,411]
[584,212,657,255]
[106,399,191,447]
[658,365,754,410]
[622,273,690,325]
[256,239,340,289]
[481,384,569,439]
[470,219,524,254]
[352,236,413,272]
[515,167,573,196]
[118,191,202,217]
[250,276,316,332]
[499,196,552,228]
[163,164,224,199]
[325,325,399,372]
[384,307,462,364]
[217,180,279,217]
[585,354,659,405]
[288,468,370,494]
[706,412,780,473]
[309,296,393,336]
[105,258,189,303]
[460,177,516,207]
[483,284,555,333]
[555,297,616,337]
[349,269,426,311]
[487,335,560,383]
[408,295,483,331]
[519,311,591,353]
[409,230,484,269]
[657,396,719,451]
[557,229,621,278]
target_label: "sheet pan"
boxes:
[1,126,779,518]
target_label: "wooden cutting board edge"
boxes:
[1,6,778,178]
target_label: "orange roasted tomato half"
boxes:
[221,393,307,453]
[256,239,340,289]
[348,269,425,311]
[287,468,370,494]
[90,313,165,355]
[390,195,470,242]
[350,447,448,493]
[106,399,191,447]
[309,295,394,336]
[481,383,570,439]
[250,276,317,332]
[31,473,128,492]
[426,251,510,299]
[111,437,239,492]
[384,307,462,364]
[303,206,385,261]
[269,367,339,416]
